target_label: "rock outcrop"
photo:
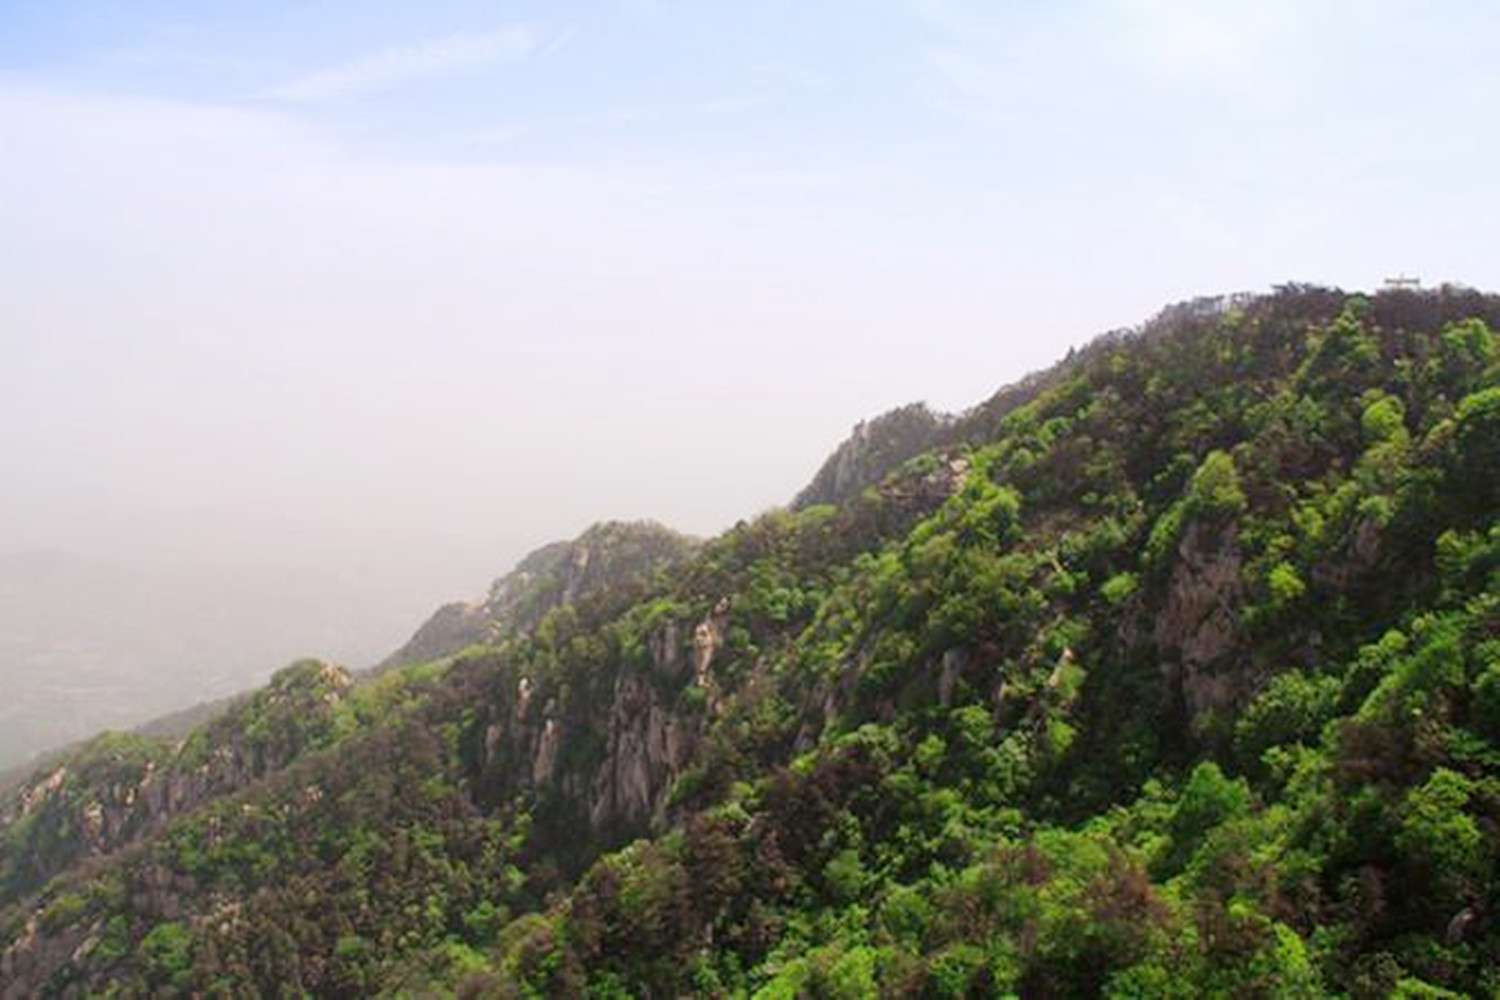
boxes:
[588,670,691,831]
[382,521,697,669]
[793,403,951,510]
[1154,521,1244,721]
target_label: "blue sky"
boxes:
[3,0,1499,603]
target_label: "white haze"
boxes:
[1,87,1083,589]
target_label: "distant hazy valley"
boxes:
[0,551,422,771]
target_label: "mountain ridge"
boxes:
[5,284,1500,997]
[380,521,698,673]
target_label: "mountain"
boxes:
[5,284,1500,997]
[380,521,698,672]
[792,403,952,510]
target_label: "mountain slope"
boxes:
[5,285,1500,998]
[793,403,952,511]
[380,521,696,671]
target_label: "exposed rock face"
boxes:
[588,671,690,831]
[692,598,730,690]
[382,522,702,839]
[2,858,205,996]
[938,648,967,708]
[794,403,951,509]
[533,717,563,787]
[649,619,683,677]
[889,455,971,506]
[467,604,718,840]
[15,766,66,818]
[382,521,697,669]
[1155,521,1244,720]
[1,914,90,1000]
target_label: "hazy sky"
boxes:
[4,0,1499,604]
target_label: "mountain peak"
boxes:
[381,519,697,670]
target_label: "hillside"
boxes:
[380,522,698,672]
[4,285,1500,997]
[792,403,952,511]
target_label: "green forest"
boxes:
[5,284,1500,998]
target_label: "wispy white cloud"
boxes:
[261,27,541,102]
